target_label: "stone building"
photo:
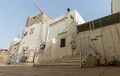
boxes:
[0,49,8,64]
[8,0,120,67]
[8,10,85,66]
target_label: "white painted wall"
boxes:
[47,10,85,41]
[13,10,85,64]
[34,10,85,64]
[43,10,85,60]
[18,23,49,62]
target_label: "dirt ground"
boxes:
[0,66,119,76]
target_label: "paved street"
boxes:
[0,66,119,76]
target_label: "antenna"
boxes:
[34,0,42,13]
[111,0,113,14]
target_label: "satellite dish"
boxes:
[67,8,71,12]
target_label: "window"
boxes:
[22,47,26,51]
[29,28,34,34]
[60,38,66,47]
[23,31,27,37]
[22,47,28,52]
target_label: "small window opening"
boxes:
[29,28,34,34]
[60,38,66,47]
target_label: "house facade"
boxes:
[8,10,86,66]
[76,13,120,66]
[34,10,85,65]
[8,0,120,67]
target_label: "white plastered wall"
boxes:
[18,23,49,62]
[42,10,85,61]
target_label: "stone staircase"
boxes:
[37,55,81,66]
[35,37,99,67]
[35,54,97,67]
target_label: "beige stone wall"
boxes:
[112,0,120,13]
[76,23,120,63]
[0,51,9,64]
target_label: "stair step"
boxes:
[50,60,80,63]
[38,62,80,66]
[36,56,81,66]
[64,58,80,60]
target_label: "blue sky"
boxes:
[0,0,111,48]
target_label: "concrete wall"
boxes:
[112,0,120,13]
[0,51,9,64]
[18,23,49,62]
[76,23,120,64]
[8,10,85,65]
[34,10,85,64]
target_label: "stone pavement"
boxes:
[0,66,119,76]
